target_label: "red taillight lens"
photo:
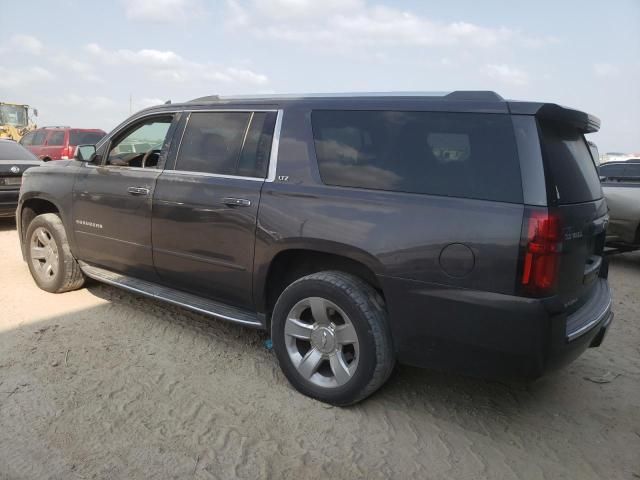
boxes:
[520,209,561,296]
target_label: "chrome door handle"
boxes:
[127,186,150,195]
[222,197,251,207]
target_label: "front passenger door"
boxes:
[72,113,178,280]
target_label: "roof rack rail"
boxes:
[41,125,71,129]
[188,95,220,103]
[444,91,504,101]
[186,91,504,103]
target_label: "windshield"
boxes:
[0,104,28,127]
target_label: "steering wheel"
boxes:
[141,149,161,168]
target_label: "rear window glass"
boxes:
[0,141,37,161]
[539,124,602,204]
[311,110,522,203]
[70,131,105,145]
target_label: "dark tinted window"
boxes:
[48,131,65,146]
[539,124,602,204]
[176,112,251,176]
[312,110,522,203]
[0,141,38,160]
[70,131,105,145]
[599,163,625,179]
[20,132,35,146]
[624,164,640,180]
[32,130,46,146]
[237,112,277,177]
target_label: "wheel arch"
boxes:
[256,240,386,318]
[19,195,67,259]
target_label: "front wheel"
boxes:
[25,213,85,293]
[272,271,395,406]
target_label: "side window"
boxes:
[237,112,277,177]
[32,130,46,146]
[599,164,625,181]
[175,112,250,176]
[312,110,522,203]
[622,164,640,182]
[20,132,35,146]
[106,116,173,168]
[47,131,65,146]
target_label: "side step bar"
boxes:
[79,262,263,328]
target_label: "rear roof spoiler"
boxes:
[508,101,600,133]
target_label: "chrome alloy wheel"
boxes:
[30,227,59,280]
[284,297,359,388]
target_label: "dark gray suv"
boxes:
[17,91,613,405]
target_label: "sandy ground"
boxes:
[0,217,639,480]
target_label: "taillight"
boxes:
[519,208,561,296]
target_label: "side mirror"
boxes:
[75,144,97,162]
[33,109,39,117]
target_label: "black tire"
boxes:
[25,213,85,293]
[272,271,395,406]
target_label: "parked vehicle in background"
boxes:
[17,91,613,405]
[600,160,640,248]
[0,139,42,217]
[0,102,38,141]
[20,127,106,161]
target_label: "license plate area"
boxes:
[0,177,21,186]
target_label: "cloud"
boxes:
[85,43,268,86]
[122,0,206,23]
[0,66,54,88]
[483,64,529,86]
[226,1,551,51]
[0,34,44,55]
[593,63,620,78]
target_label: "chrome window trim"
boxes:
[161,169,264,182]
[171,109,283,182]
[91,108,283,179]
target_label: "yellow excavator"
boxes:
[0,102,38,141]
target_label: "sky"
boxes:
[1,0,638,153]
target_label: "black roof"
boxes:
[139,90,600,133]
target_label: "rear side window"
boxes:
[539,124,602,204]
[237,112,277,178]
[47,131,65,146]
[176,111,276,178]
[32,130,46,146]
[599,163,625,180]
[311,110,522,203]
[70,131,105,145]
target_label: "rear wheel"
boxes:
[272,271,395,405]
[25,213,85,293]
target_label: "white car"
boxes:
[600,161,640,246]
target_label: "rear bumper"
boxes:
[380,276,613,379]
[0,190,19,217]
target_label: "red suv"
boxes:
[20,127,106,161]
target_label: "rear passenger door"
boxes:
[152,109,279,309]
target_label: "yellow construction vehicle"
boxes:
[0,102,38,141]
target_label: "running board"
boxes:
[79,262,263,328]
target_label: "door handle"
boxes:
[127,186,150,196]
[222,197,251,207]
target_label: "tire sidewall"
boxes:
[272,276,379,405]
[25,215,66,293]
